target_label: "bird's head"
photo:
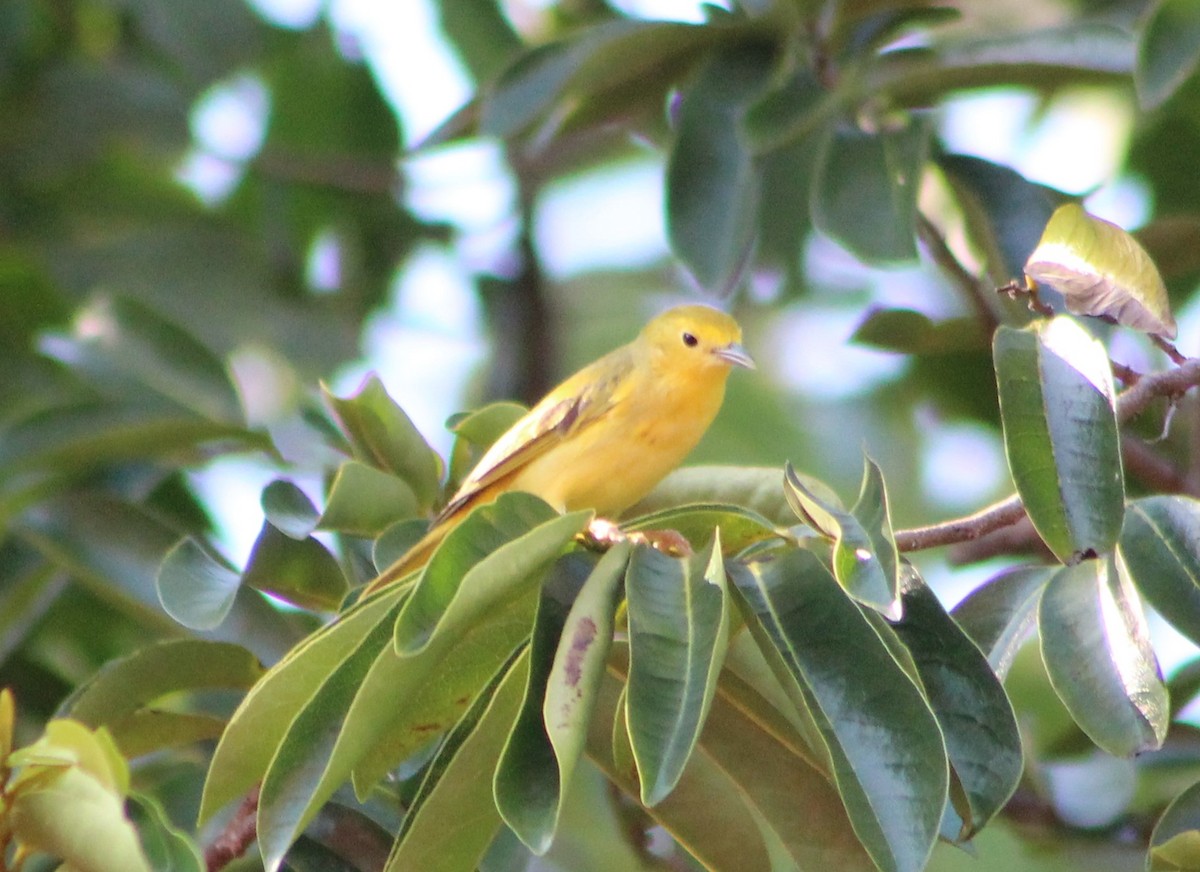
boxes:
[640,305,755,375]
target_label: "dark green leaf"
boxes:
[242,522,348,612]
[129,792,204,872]
[261,479,320,540]
[156,538,241,631]
[629,465,830,528]
[318,461,420,537]
[732,549,947,872]
[851,308,988,355]
[1121,496,1200,647]
[1136,0,1200,110]
[622,503,782,554]
[666,46,774,293]
[1039,558,1168,756]
[950,565,1053,678]
[625,535,729,806]
[373,519,430,572]
[811,118,930,264]
[993,317,1124,563]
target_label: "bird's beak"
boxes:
[714,342,755,369]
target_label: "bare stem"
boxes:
[205,786,260,872]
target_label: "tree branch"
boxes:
[205,786,260,872]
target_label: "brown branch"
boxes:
[916,212,999,333]
[205,786,260,872]
[1117,357,1200,423]
[895,495,1025,552]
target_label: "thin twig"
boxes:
[895,495,1025,552]
[205,786,260,872]
[916,212,999,333]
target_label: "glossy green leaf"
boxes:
[889,570,1022,837]
[318,460,420,537]
[199,587,409,824]
[1150,779,1200,871]
[587,667,775,872]
[629,464,833,528]
[323,375,442,511]
[393,493,590,655]
[257,601,403,872]
[261,479,320,540]
[732,549,947,872]
[1025,203,1176,337]
[156,537,241,631]
[785,459,901,619]
[38,295,242,422]
[622,503,782,554]
[61,639,262,726]
[1039,558,1168,756]
[386,649,529,872]
[625,535,730,806]
[1136,0,1200,110]
[993,316,1124,563]
[812,118,930,265]
[666,46,773,293]
[1121,496,1200,647]
[494,556,596,853]
[950,565,1053,678]
[242,522,348,612]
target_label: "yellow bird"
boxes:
[364,304,753,594]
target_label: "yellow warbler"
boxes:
[364,304,753,593]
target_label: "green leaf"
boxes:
[61,639,262,727]
[622,503,782,555]
[1025,203,1176,337]
[373,518,429,572]
[156,537,241,631]
[107,710,227,758]
[323,375,443,511]
[386,649,530,872]
[950,565,1053,679]
[743,66,831,154]
[628,464,830,528]
[811,118,930,265]
[851,308,988,355]
[625,535,730,806]
[494,555,596,853]
[666,46,773,293]
[731,549,947,872]
[199,586,409,824]
[257,602,402,872]
[938,153,1063,288]
[242,522,349,612]
[39,295,242,422]
[1039,558,1168,756]
[446,401,526,488]
[318,460,420,537]
[129,792,204,872]
[993,316,1124,563]
[261,479,320,539]
[1136,0,1200,110]
[1121,496,1200,647]
[784,459,901,619]
[1150,780,1200,871]
[889,569,1022,837]
[393,493,590,655]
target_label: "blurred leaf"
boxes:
[784,459,901,619]
[1150,779,1200,871]
[261,479,320,539]
[432,0,522,84]
[950,565,1053,679]
[629,464,832,527]
[61,639,261,727]
[1039,558,1168,756]
[852,308,988,355]
[200,587,409,824]
[241,522,349,611]
[732,549,947,872]
[625,535,730,806]
[1136,0,1200,110]
[129,792,205,872]
[38,295,242,422]
[993,317,1124,563]
[447,401,526,489]
[890,569,1022,837]
[393,494,589,655]
[324,376,443,512]
[108,710,227,759]
[1121,495,1200,648]
[318,461,421,537]
[938,153,1064,288]
[1025,203,1176,338]
[156,537,241,631]
[743,67,829,154]
[386,649,529,872]
[812,118,930,265]
[623,503,782,554]
[373,518,430,572]
[666,45,773,293]
[1137,215,1200,283]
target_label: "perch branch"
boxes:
[205,786,260,872]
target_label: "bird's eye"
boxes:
[682,332,698,348]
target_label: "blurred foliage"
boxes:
[3,0,1200,870]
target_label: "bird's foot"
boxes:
[583,518,693,557]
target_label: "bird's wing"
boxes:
[433,349,634,523]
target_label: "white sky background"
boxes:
[184,0,1199,687]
